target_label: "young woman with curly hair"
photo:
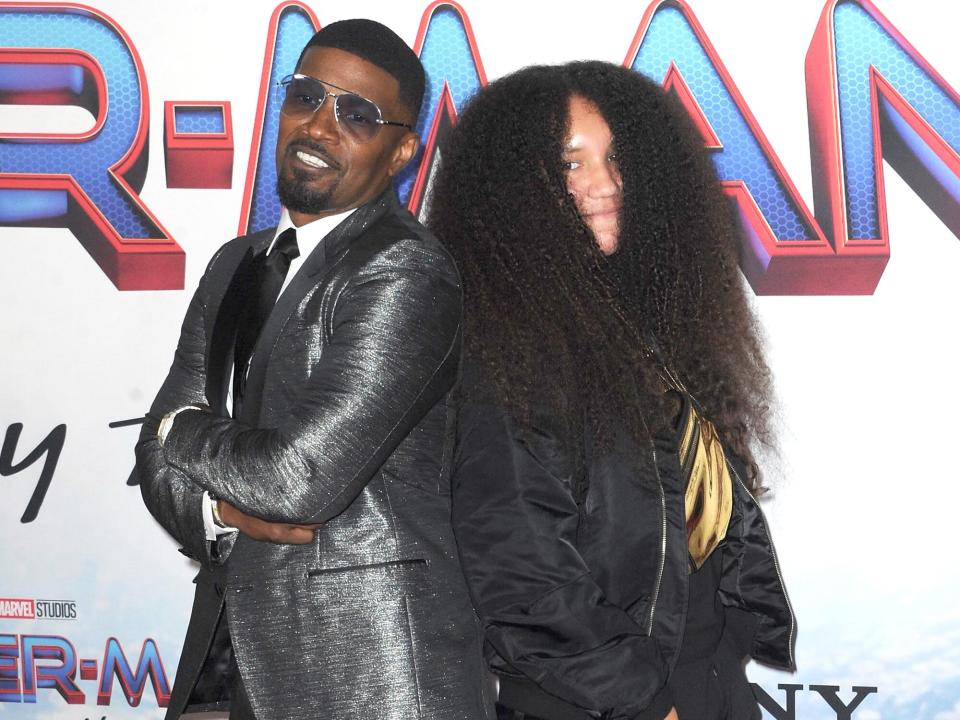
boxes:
[428,61,796,720]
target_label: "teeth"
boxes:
[296,150,329,169]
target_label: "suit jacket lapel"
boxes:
[204,229,274,415]
[239,191,398,425]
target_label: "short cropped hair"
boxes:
[298,19,426,123]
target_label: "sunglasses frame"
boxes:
[276,73,413,142]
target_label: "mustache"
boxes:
[287,141,341,170]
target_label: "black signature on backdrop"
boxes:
[1,423,67,523]
[2,417,147,523]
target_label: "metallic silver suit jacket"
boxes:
[135,191,492,720]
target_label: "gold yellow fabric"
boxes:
[678,400,733,570]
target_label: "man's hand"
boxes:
[219,500,322,544]
[664,708,679,720]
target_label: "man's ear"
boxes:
[387,131,420,177]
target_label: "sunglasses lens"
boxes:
[281,76,324,117]
[335,93,382,141]
[277,76,390,142]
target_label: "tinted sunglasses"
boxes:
[276,73,412,142]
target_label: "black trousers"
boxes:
[227,652,256,720]
[667,649,760,720]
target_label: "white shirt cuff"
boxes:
[202,491,237,541]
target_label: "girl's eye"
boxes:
[563,160,581,171]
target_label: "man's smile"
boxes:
[295,150,330,170]
[284,141,341,174]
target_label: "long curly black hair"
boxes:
[428,61,773,490]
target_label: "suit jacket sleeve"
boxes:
[160,237,461,524]
[451,370,670,720]
[135,245,234,567]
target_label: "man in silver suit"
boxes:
[136,20,491,720]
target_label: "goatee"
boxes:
[277,169,337,215]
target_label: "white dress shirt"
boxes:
[202,207,355,540]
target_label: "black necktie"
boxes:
[256,227,301,328]
[232,227,300,413]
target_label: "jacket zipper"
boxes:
[728,462,797,668]
[646,443,667,636]
[679,410,700,480]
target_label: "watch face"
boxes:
[159,406,189,445]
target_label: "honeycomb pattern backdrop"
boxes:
[246,5,318,235]
[174,106,226,134]
[0,8,160,238]
[632,4,818,242]
[396,4,482,202]
[834,0,960,240]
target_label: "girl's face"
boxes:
[562,95,623,255]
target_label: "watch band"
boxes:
[210,496,227,528]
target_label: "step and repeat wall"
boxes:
[1,1,958,718]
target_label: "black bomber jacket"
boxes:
[451,365,796,720]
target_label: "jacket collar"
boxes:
[204,228,273,414]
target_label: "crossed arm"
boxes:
[137,238,461,561]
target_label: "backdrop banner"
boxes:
[1,1,958,718]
